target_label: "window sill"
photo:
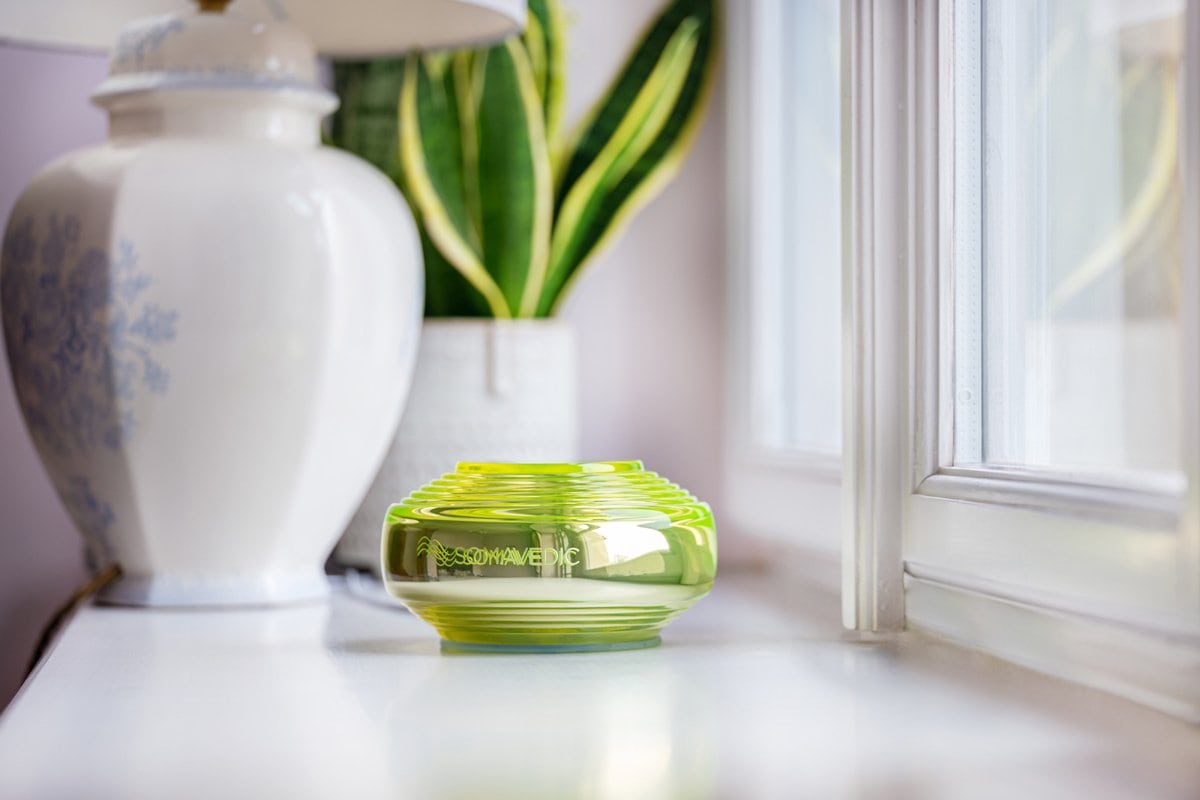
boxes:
[1,571,1197,797]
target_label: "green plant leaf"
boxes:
[333,57,495,317]
[400,53,512,318]
[540,0,716,315]
[330,59,407,186]
[473,40,554,317]
[523,0,567,153]
[333,0,716,321]
[421,225,493,317]
[556,0,714,197]
[452,52,483,251]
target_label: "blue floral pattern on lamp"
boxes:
[61,475,117,561]
[112,17,185,69]
[1,214,179,459]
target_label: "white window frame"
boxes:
[844,0,1200,719]
[725,0,842,559]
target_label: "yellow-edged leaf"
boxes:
[453,51,483,251]
[542,19,701,313]
[399,56,512,318]
[472,40,554,317]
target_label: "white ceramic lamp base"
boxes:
[1,9,423,606]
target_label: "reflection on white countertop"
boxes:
[0,570,1197,799]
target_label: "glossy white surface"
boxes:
[1,572,1197,799]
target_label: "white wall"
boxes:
[0,0,726,709]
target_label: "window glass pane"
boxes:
[960,0,1185,476]
[754,0,841,455]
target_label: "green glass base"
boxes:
[440,636,661,654]
[388,579,706,651]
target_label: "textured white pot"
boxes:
[0,11,422,605]
[336,319,579,571]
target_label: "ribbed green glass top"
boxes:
[455,461,644,475]
[389,461,711,525]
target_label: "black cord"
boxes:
[25,564,122,678]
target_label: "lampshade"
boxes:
[0,0,526,56]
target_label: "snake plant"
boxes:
[330,0,717,318]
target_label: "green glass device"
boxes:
[382,462,717,652]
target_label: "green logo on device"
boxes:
[416,537,581,568]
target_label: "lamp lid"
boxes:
[92,7,331,104]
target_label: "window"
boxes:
[955,0,1185,481]
[844,0,1200,719]
[728,0,1197,720]
[725,0,843,553]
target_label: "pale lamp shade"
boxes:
[0,0,526,56]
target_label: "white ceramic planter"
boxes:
[0,10,422,605]
[336,319,579,571]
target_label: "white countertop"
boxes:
[1,571,1197,799]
